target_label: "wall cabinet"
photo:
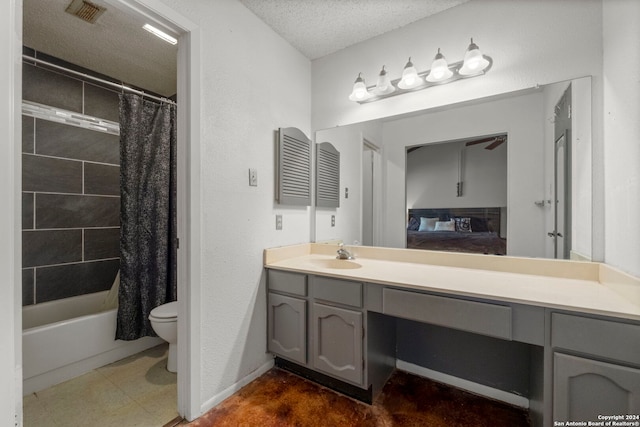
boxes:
[312,302,363,385]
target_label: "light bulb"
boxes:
[374,66,395,95]
[348,73,371,101]
[459,38,490,76]
[397,57,423,89]
[426,48,453,83]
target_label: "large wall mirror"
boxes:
[314,77,593,261]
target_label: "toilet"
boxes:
[149,301,178,373]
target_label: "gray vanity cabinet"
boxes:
[312,302,364,385]
[551,313,640,422]
[553,353,640,420]
[267,270,308,365]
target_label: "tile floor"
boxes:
[23,344,178,427]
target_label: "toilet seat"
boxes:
[149,301,177,321]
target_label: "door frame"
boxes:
[361,136,382,246]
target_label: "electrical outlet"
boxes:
[276,214,282,230]
[331,215,335,227]
[249,168,258,186]
[345,187,349,198]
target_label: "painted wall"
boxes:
[382,93,545,257]
[603,0,640,277]
[157,0,312,415]
[406,140,507,212]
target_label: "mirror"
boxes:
[314,77,592,261]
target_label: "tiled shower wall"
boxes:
[22,58,121,306]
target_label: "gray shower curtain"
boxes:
[116,93,177,340]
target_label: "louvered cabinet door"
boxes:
[316,142,340,208]
[276,127,311,206]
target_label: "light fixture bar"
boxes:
[355,55,492,104]
[143,23,178,45]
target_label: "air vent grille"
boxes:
[276,127,311,206]
[65,0,106,24]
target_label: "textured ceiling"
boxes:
[239,0,470,59]
[23,0,178,96]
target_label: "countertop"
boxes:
[264,244,640,321]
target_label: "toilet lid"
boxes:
[150,301,178,319]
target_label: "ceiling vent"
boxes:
[65,0,106,24]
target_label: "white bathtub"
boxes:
[22,291,162,395]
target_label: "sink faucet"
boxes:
[336,243,355,260]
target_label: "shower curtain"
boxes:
[116,93,177,340]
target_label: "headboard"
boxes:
[408,207,502,234]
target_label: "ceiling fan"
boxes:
[465,135,507,150]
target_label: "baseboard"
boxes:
[199,358,274,416]
[396,360,529,409]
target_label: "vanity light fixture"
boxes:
[348,38,492,103]
[143,23,178,45]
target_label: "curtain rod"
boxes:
[22,55,177,106]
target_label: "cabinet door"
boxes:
[312,302,363,385]
[268,293,306,365]
[554,353,640,421]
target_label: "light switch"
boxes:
[331,215,335,227]
[249,168,258,186]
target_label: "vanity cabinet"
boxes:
[267,270,308,365]
[312,302,363,385]
[551,313,640,421]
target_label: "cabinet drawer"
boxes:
[268,269,307,296]
[552,313,640,366]
[313,276,362,308]
[383,288,512,340]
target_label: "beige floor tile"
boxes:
[24,344,177,427]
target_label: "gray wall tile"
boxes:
[36,119,120,165]
[35,259,120,303]
[84,163,120,195]
[22,115,35,153]
[84,84,120,122]
[36,194,120,229]
[23,230,82,268]
[23,154,83,194]
[85,228,120,260]
[23,64,83,113]
[22,192,34,230]
[22,268,34,306]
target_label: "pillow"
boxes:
[434,220,456,231]
[454,217,472,232]
[470,217,489,232]
[407,216,420,230]
[418,217,439,232]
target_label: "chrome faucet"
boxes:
[336,243,355,260]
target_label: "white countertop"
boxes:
[264,244,640,321]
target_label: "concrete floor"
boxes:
[185,368,530,427]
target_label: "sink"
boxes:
[310,259,362,270]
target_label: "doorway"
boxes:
[362,138,381,246]
[16,0,200,422]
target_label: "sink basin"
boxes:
[310,259,362,270]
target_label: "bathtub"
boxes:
[22,291,162,395]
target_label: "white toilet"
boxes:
[149,301,178,373]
